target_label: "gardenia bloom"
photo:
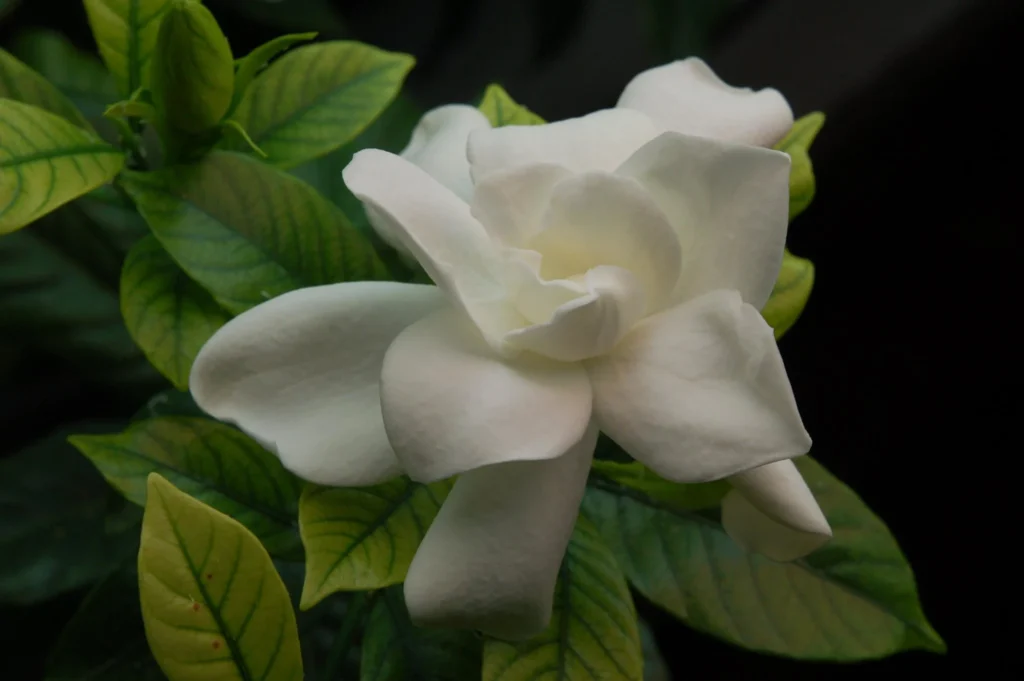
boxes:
[190,60,829,640]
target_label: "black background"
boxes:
[1,0,1017,677]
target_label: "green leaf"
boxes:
[483,516,643,681]
[230,32,318,116]
[70,416,304,559]
[139,473,303,681]
[775,111,825,219]
[0,208,159,389]
[0,427,140,605]
[298,477,452,609]
[0,99,124,234]
[478,84,544,127]
[46,566,166,681]
[361,586,482,681]
[0,47,92,130]
[82,0,174,97]
[762,249,815,339]
[583,456,946,660]
[229,41,414,168]
[133,388,204,421]
[120,150,388,314]
[76,184,150,252]
[10,28,119,121]
[591,460,729,510]
[121,235,231,390]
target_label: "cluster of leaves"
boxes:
[1,2,943,680]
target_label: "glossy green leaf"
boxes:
[0,99,124,234]
[0,47,92,130]
[0,427,140,605]
[762,249,815,339]
[584,456,945,660]
[591,460,729,510]
[361,586,482,681]
[120,150,388,314]
[139,473,303,681]
[230,32,318,115]
[83,0,174,97]
[478,84,544,127]
[776,111,825,219]
[121,235,231,390]
[229,41,414,168]
[70,416,304,559]
[11,28,118,121]
[298,477,452,609]
[483,516,642,681]
[0,208,158,389]
[46,567,166,681]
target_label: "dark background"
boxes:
[1,0,1017,677]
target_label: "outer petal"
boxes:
[404,422,597,640]
[722,459,832,561]
[343,150,520,341]
[617,58,794,147]
[616,132,791,310]
[586,289,810,483]
[470,163,573,247]
[467,108,660,182]
[400,104,492,202]
[189,282,446,486]
[379,309,593,482]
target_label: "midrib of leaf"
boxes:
[0,144,119,169]
[161,488,256,681]
[586,474,939,645]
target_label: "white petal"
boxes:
[404,422,597,639]
[617,58,794,147]
[467,108,660,182]
[470,163,573,247]
[400,104,492,202]
[587,289,810,483]
[189,282,445,486]
[722,459,832,561]
[505,265,646,362]
[530,172,681,310]
[379,309,593,482]
[616,132,791,310]
[343,150,520,341]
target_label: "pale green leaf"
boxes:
[82,0,174,97]
[298,477,452,609]
[121,235,231,390]
[139,473,303,681]
[775,111,825,220]
[483,516,643,681]
[761,249,814,339]
[119,150,388,314]
[70,416,304,559]
[0,99,124,234]
[230,32,318,115]
[583,456,946,660]
[361,586,482,681]
[0,47,92,130]
[478,84,544,127]
[230,41,414,168]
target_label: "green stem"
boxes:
[321,591,375,681]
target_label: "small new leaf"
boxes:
[478,84,544,127]
[139,474,303,681]
[761,249,815,339]
[83,0,175,97]
[775,111,825,219]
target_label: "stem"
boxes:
[321,591,375,681]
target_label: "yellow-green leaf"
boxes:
[583,456,946,660]
[0,99,123,234]
[361,586,482,681]
[762,249,815,339]
[483,516,643,681]
[121,235,230,390]
[775,111,825,219]
[0,48,92,130]
[83,0,174,97]
[298,477,451,609]
[119,150,389,314]
[70,416,304,559]
[478,84,544,127]
[139,473,303,681]
[230,32,318,115]
[230,41,414,168]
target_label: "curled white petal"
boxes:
[470,163,573,247]
[400,104,492,202]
